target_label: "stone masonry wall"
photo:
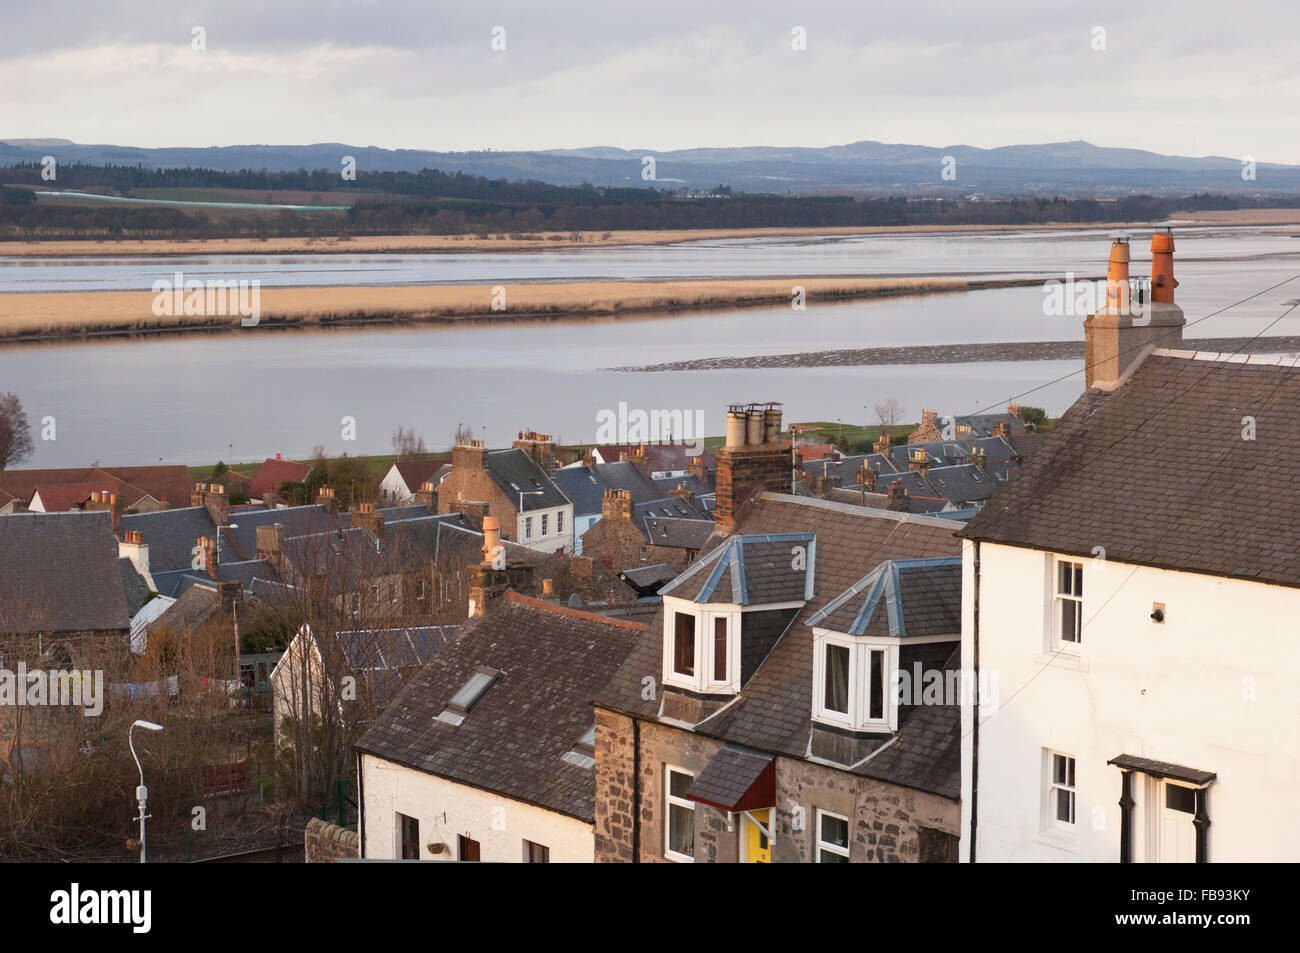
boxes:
[594,713,959,863]
[304,817,360,863]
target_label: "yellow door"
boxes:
[746,810,771,863]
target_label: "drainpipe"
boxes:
[632,718,642,863]
[356,749,365,859]
[968,540,980,863]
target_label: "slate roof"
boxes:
[955,411,1025,438]
[118,558,153,617]
[640,517,715,551]
[924,464,999,505]
[0,511,129,633]
[593,461,662,503]
[686,746,774,810]
[890,440,968,471]
[970,435,1017,465]
[356,592,645,821]
[1007,431,1046,460]
[596,493,963,798]
[661,531,816,605]
[553,466,608,517]
[593,444,714,474]
[121,506,217,573]
[654,473,713,496]
[634,495,711,522]
[620,563,679,589]
[823,487,891,509]
[486,448,568,512]
[806,557,962,638]
[962,350,1300,589]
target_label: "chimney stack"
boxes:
[350,501,385,539]
[482,515,502,565]
[1084,231,1185,390]
[119,531,151,584]
[715,401,788,534]
[601,489,632,521]
[255,523,285,560]
[873,433,892,455]
[315,485,338,514]
[415,480,437,513]
[513,429,555,473]
[452,439,489,472]
[908,449,930,477]
[198,536,219,580]
[669,482,695,507]
[858,464,878,492]
[886,482,910,512]
[201,482,229,528]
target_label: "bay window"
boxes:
[812,632,896,732]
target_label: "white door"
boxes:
[1158,783,1197,863]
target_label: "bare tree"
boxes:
[452,422,475,447]
[874,398,905,434]
[0,392,34,469]
[390,425,428,462]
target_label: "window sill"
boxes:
[1032,651,1089,673]
[1032,829,1082,855]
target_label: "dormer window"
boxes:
[672,612,696,677]
[805,557,962,735]
[663,602,739,694]
[812,633,895,731]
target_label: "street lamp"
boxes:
[129,720,164,863]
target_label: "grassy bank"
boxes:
[0,276,998,345]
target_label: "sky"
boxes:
[3,0,1299,162]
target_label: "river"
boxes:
[3,225,1300,467]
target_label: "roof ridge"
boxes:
[503,590,648,631]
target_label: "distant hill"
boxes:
[3,138,1298,196]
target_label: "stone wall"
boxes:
[581,517,692,573]
[593,711,959,863]
[304,817,359,863]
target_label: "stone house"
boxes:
[580,489,713,574]
[437,438,573,553]
[591,402,965,863]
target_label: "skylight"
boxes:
[447,666,501,713]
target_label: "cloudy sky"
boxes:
[4,0,1298,161]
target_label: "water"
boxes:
[5,224,1299,293]
[4,226,1300,467]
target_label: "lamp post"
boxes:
[130,720,164,863]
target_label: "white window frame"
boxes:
[557,511,564,534]
[810,630,898,732]
[541,512,549,536]
[1044,749,1077,833]
[1052,558,1083,652]
[661,597,742,694]
[815,809,850,863]
[665,765,696,863]
[524,516,533,539]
